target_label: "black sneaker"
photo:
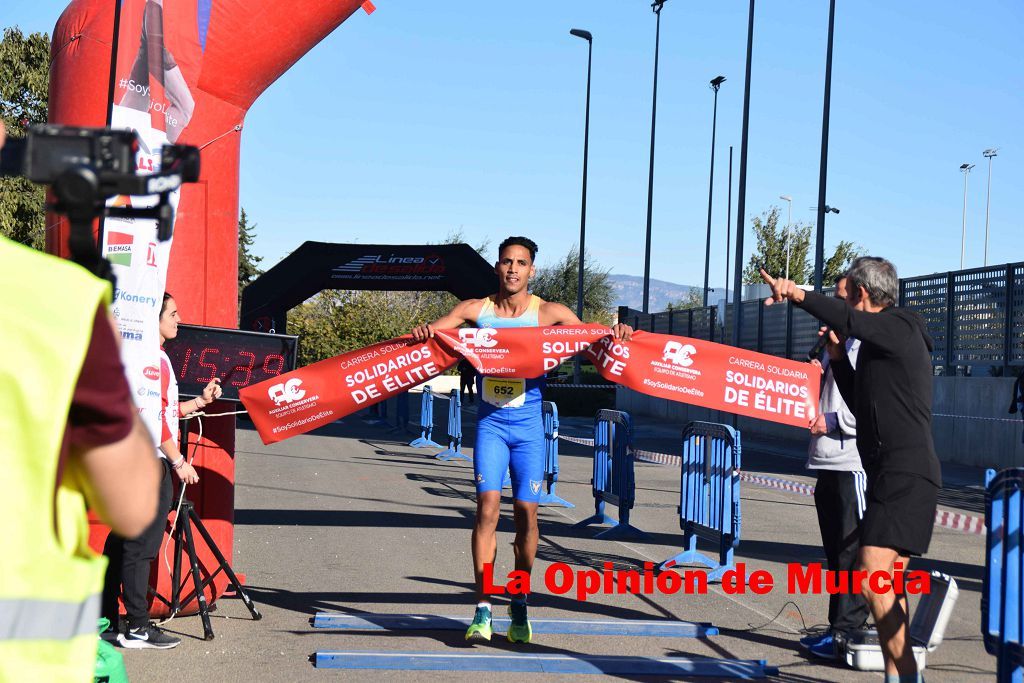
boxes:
[117,623,180,649]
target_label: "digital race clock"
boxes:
[162,324,298,402]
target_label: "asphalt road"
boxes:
[120,405,994,682]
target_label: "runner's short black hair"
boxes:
[498,236,538,262]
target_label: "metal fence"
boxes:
[618,261,1024,373]
[902,262,1024,370]
[616,305,718,342]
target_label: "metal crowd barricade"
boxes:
[408,386,443,449]
[573,409,646,539]
[660,421,741,582]
[386,391,410,434]
[983,467,1024,682]
[538,401,573,507]
[435,389,469,461]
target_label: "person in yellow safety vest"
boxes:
[0,120,161,682]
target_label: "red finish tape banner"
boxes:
[239,326,819,444]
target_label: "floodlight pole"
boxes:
[570,28,593,385]
[731,0,755,352]
[724,145,733,305]
[982,148,997,266]
[960,163,974,269]
[642,0,667,313]
[813,0,836,291]
[702,76,726,307]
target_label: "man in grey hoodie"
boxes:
[800,276,869,660]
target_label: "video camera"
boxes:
[0,124,200,282]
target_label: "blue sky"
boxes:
[7,1,1022,289]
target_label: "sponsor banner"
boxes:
[595,331,818,426]
[444,324,610,378]
[239,338,463,444]
[240,327,819,445]
[103,0,202,442]
[330,251,448,285]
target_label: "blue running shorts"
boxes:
[473,399,545,503]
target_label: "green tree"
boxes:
[441,227,490,259]
[0,28,50,249]
[530,246,614,324]
[668,288,705,310]
[822,240,864,286]
[287,289,458,366]
[741,206,862,286]
[287,291,347,366]
[742,207,812,284]
[237,207,263,310]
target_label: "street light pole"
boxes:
[960,163,974,269]
[570,28,593,385]
[813,0,836,291]
[731,0,756,355]
[643,0,667,313]
[725,145,733,306]
[983,148,998,267]
[779,194,793,281]
[703,76,726,307]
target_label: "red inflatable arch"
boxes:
[49,0,369,615]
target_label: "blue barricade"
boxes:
[386,391,410,434]
[538,401,573,507]
[983,467,1024,683]
[409,386,443,449]
[660,421,741,582]
[573,409,646,539]
[436,389,469,461]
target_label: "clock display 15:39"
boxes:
[163,324,299,402]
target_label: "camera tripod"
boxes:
[151,416,262,640]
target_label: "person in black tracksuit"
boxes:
[1010,372,1024,444]
[801,278,869,660]
[761,257,940,683]
[458,358,477,405]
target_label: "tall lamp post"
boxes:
[702,75,726,307]
[779,194,793,281]
[960,163,974,269]
[983,148,998,266]
[730,0,756,359]
[811,204,840,276]
[724,145,733,306]
[642,0,668,313]
[570,28,592,385]
[813,0,837,291]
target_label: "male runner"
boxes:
[412,236,631,644]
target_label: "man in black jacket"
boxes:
[760,257,940,682]
[1010,371,1024,444]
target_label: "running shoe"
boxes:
[117,623,180,649]
[799,631,829,649]
[465,605,493,642]
[807,634,838,660]
[506,601,532,644]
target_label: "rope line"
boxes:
[933,413,1019,424]
[556,434,987,535]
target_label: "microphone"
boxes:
[807,327,832,361]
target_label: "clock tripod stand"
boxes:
[151,414,261,640]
